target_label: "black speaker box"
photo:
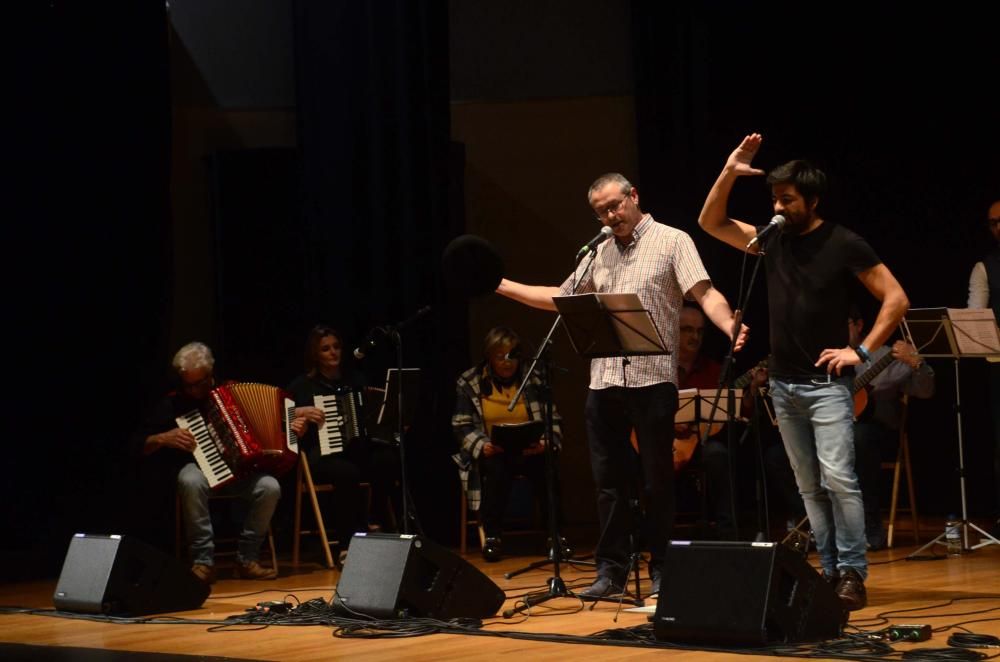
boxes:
[653,541,846,645]
[332,533,505,619]
[53,534,210,616]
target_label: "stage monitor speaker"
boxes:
[332,533,505,619]
[53,533,210,616]
[653,541,845,646]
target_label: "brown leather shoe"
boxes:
[191,564,217,585]
[235,560,277,580]
[835,567,867,611]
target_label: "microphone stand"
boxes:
[697,231,772,542]
[362,306,431,536]
[501,251,598,618]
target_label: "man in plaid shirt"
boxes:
[497,173,747,598]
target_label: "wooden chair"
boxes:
[174,493,278,572]
[459,484,486,556]
[881,395,920,548]
[292,453,375,569]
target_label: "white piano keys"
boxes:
[176,410,234,488]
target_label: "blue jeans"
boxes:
[177,462,281,566]
[769,377,867,580]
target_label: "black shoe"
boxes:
[822,570,841,586]
[835,567,867,611]
[649,567,662,596]
[578,574,624,599]
[482,537,502,562]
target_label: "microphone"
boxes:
[576,226,614,259]
[746,215,787,250]
[353,306,431,360]
[353,327,385,360]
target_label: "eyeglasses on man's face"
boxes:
[593,192,631,220]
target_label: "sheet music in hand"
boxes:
[491,420,545,455]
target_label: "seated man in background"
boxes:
[849,308,934,550]
[133,342,280,584]
[674,302,738,539]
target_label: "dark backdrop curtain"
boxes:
[5,1,172,578]
[292,0,464,541]
[631,2,1000,515]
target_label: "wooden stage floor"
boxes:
[2,537,998,661]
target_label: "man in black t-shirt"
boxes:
[698,133,910,611]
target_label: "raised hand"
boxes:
[725,133,766,177]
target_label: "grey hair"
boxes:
[587,173,633,204]
[172,341,215,374]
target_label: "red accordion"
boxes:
[176,383,299,489]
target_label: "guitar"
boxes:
[852,348,898,419]
[630,359,768,471]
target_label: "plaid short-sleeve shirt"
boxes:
[559,214,710,389]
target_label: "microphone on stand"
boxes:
[353,328,385,360]
[746,214,787,250]
[353,306,432,360]
[576,226,614,260]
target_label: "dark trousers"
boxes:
[479,451,549,538]
[853,420,897,537]
[308,447,368,544]
[585,383,678,575]
[763,438,806,524]
[345,440,402,531]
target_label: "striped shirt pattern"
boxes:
[559,214,710,388]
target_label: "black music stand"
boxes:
[905,307,1000,555]
[376,368,420,429]
[559,292,669,612]
[372,368,420,533]
[557,292,669,358]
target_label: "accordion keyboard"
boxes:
[176,410,235,488]
[313,391,364,456]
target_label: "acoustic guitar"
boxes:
[630,359,767,471]
[851,348,898,419]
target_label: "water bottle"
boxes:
[944,515,962,556]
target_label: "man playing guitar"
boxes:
[848,308,935,550]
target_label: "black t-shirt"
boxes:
[763,222,881,377]
[131,390,206,478]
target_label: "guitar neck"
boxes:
[732,359,768,390]
[853,349,895,393]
